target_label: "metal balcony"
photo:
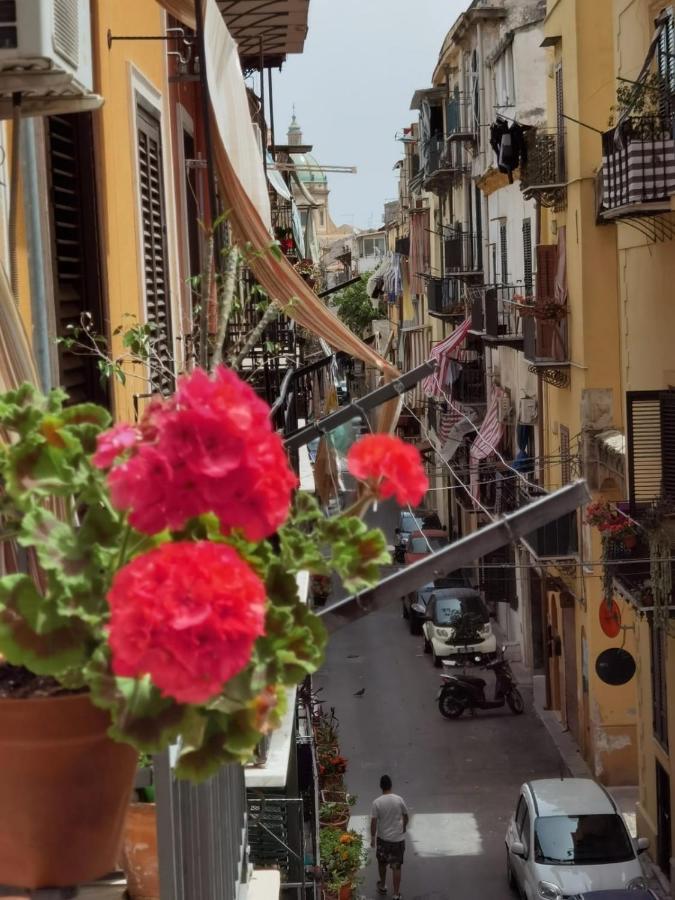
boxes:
[522,313,570,388]
[520,128,566,209]
[597,116,675,227]
[423,138,469,193]
[446,96,478,146]
[471,286,523,349]
[444,227,482,280]
[426,275,465,319]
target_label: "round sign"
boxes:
[595,648,636,686]
[599,600,622,638]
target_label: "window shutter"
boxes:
[660,390,675,502]
[46,113,107,406]
[657,7,675,108]
[555,63,566,177]
[536,244,557,300]
[500,221,508,284]
[626,391,663,512]
[522,218,533,296]
[560,424,571,485]
[137,105,174,396]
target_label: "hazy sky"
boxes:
[261,0,466,231]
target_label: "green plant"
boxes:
[0,372,408,782]
[319,827,367,891]
[332,274,384,338]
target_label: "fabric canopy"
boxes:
[469,387,505,501]
[422,318,471,397]
[156,0,397,385]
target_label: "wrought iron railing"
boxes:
[454,360,486,406]
[599,115,675,214]
[426,275,464,318]
[472,286,522,341]
[447,96,478,142]
[522,313,569,366]
[423,137,469,186]
[444,226,482,275]
[521,128,566,207]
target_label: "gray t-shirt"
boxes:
[371,793,408,842]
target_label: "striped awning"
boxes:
[422,318,471,398]
[470,387,505,500]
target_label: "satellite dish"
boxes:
[599,600,622,638]
[595,648,636,686]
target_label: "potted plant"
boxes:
[318,750,348,790]
[0,372,427,890]
[120,756,159,900]
[319,827,367,900]
[513,293,536,317]
[319,794,356,831]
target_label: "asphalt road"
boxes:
[318,499,563,900]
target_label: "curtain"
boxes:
[155,0,398,389]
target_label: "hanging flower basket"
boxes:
[533,302,567,321]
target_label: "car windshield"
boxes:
[400,514,424,533]
[433,594,487,625]
[534,814,635,865]
[409,536,448,553]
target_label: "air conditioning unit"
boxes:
[0,1,101,118]
[519,396,538,425]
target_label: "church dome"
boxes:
[290,151,327,186]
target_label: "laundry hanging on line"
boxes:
[490,117,529,183]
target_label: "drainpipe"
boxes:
[21,118,54,392]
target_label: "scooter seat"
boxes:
[454,674,486,687]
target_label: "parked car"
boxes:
[404,529,449,565]
[505,778,650,899]
[402,571,475,634]
[395,510,442,550]
[419,589,496,666]
[573,891,657,899]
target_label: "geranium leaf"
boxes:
[0,574,88,674]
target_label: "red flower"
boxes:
[107,541,266,704]
[93,423,138,468]
[347,434,428,505]
[95,366,298,539]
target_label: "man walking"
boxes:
[370,775,409,900]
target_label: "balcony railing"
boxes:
[423,137,469,192]
[444,227,482,277]
[426,275,465,319]
[471,286,523,347]
[454,360,486,406]
[522,312,570,387]
[447,96,478,144]
[520,128,566,208]
[598,116,675,218]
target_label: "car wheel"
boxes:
[438,690,465,719]
[402,601,409,620]
[505,848,517,893]
[432,648,442,668]
[506,688,525,715]
[423,636,431,654]
[409,616,422,636]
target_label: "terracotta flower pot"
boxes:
[121,803,160,900]
[324,883,352,900]
[0,692,138,889]
[319,813,350,831]
[623,533,637,549]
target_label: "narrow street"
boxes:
[317,500,563,900]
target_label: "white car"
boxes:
[505,778,650,899]
[420,589,496,667]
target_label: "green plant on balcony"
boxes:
[319,827,368,899]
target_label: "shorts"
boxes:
[376,838,405,868]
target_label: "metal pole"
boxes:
[317,480,590,632]
[194,0,222,369]
[259,39,267,175]
[268,66,276,159]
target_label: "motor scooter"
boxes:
[436,647,524,718]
